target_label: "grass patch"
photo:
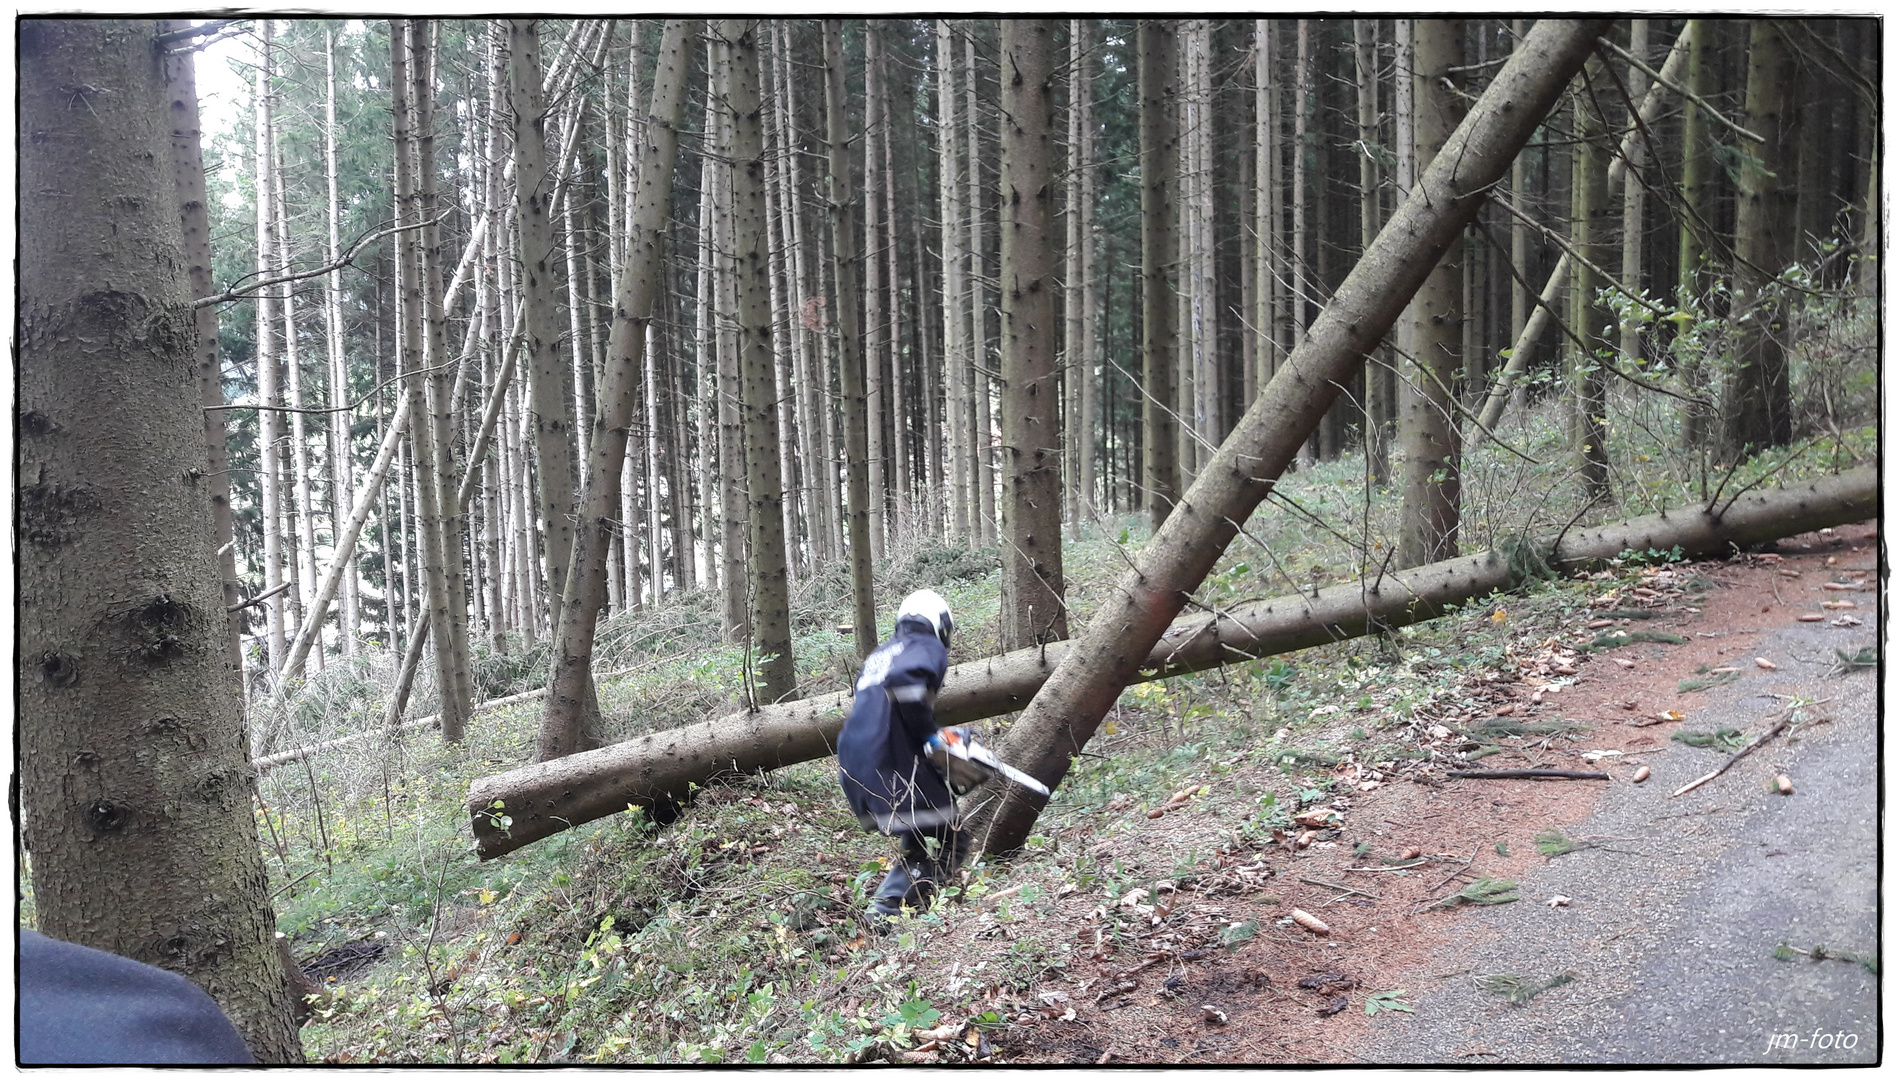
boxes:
[1430,878,1520,910]
[1477,971,1575,1005]
[1534,829,1577,857]
[1673,728,1748,752]
[1678,669,1742,693]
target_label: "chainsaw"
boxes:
[925,727,1050,796]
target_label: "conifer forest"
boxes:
[18,18,1879,1064]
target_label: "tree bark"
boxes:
[1721,20,1799,461]
[824,20,879,659]
[255,22,287,676]
[1139,19,1181,528]
[467,462,1873,861]
[538,20,697,761]
[724,18,798,704]
[963,18,1614,855]
[20,17,304,1060]
[998,19,1068,651]
[1398,18,1463,569]
[510,19,579,636]
[938,21,971,541]
[1356,18,1391,485]
[162,23,245,678]
[1570,57,1613,502]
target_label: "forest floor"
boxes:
[978,520,1881,1066]
[259,503,1880,1066]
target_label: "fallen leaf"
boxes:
[1294,808,1339,828]
[1495,704,1517,716]
[1754,657,1777,670]
[1797,613,1825,622]
[1318,995,1349,1017]
[1831,615,1863,627]
[1775,775,1794,796]
[1614,657,1635,669]
[1202,1005,1228,1025]
[1399,847,1422,861]
[1546,895,1572,908]
[1632,765,1651,783]
[1822,599,1857,610]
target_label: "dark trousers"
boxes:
[873,822,969,908]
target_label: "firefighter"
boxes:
[837,589,969,925]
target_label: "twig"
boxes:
[1340,860,1430,873]
[1600,38,1764,143]
[1299,877,1381,901]
[1670,714,1793,797]
[194,214,444,308]
[228,578,293,613]
[1420,849,1479,900]
[1447,769,1610,781]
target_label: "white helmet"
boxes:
[896,589,953,647]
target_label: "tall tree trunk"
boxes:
[1570,58,1613,502]
[274,147,319,661]
[412,20,475,740]
[1356,18,1390,483]
[724,18,797,704]
[962,18,1612,855]
[1676,18,1717,449]
[968,29,997,544]
[254,22,287,677]
[937,21,970,541]
[1398,18,1464,568]
[1618,20,1650,369]
[1720,20,1798,461]
[20,18,305,1060]
[163,22,244,677]
[1292,19,1316,469]
[1139,19,1181,528]
[710,39,750,641]
[1254,20,1279,393]
[998,18,1068,651]
[394,21,462,741]
[540,20,696,761]
[1066,18,1098,522]
[322,28,359,657]
[824,19,879,658]
[510,19,578,635]
[863,21,890,560]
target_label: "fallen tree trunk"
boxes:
[465,465,1874,859]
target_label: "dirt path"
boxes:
[992,522,1879,1066]
[1356,523,1880,1066]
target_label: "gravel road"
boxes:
[1358,607,1880,1065]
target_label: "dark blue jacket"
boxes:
[18,928,255,1064]
[838,617,954,833]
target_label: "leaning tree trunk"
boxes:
[539,19,695,763]
[724,18,797,704]
[466,463,1875,861]
[998,18,1068,651]
[20,18,304,1061]
[961,18,1616,856]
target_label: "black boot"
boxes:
[866,860,917,928]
